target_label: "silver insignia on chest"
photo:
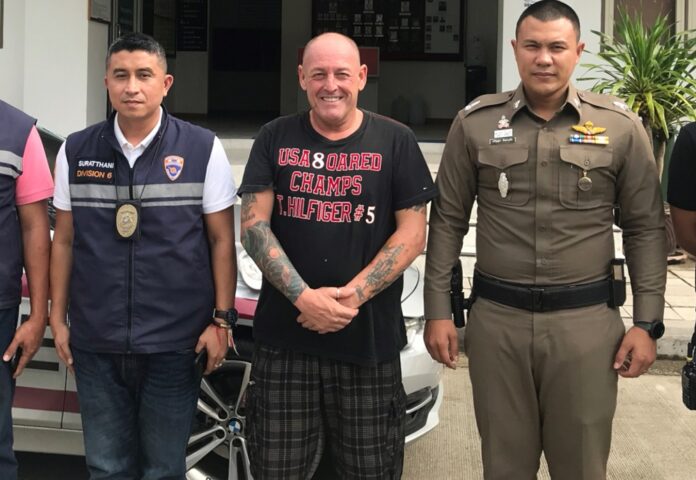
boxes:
[497,115,510,129]
[498,172,509,198]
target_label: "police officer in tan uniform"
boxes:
[423,2,666,479]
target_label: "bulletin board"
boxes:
[177,0,207,52]
[312,0,464,61]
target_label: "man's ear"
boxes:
[358,64,368,91]
[575,41,586,63]
[298,65,308,91]
[163,74,174,96]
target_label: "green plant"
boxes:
[580,9,696,176]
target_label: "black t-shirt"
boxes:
[238,110,437,365]
[668,122,696,210]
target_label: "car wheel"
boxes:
[186,359,253,480]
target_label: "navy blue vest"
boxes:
[65,109,216,353]
[0,100,36,309]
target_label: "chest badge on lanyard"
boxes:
[115,200,142,240]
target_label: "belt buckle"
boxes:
[530,287,544,311]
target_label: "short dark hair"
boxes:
[106,32,167,71]
[516,0,581,41]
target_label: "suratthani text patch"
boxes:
[74,159,115,184]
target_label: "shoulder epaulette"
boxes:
[577,90,638,120]
[461,91,514,117]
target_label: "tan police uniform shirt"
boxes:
[424,84,666,322]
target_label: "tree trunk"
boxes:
[642,118,654,151]
[654,138,666,180]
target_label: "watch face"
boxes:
[652,322,665,339]
[216,308,238,325]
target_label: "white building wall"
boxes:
[0,0,26,109]
[688,0,696,28]
[23,0,92,137]
[0,0,107,136]
[87,21,109,127]
[498,0,603,93]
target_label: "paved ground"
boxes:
[17,358,695,480]
[654,260,696,357]
[401,358,696,480]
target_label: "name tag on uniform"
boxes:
[490,137,516,145]
[494,129,513,139]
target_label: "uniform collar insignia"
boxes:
[510,84,526,111]
[506,85,527,121]
[613,100,630,111]
[563,84,582,118]
[164,155,185,181]
[464,100,481,111]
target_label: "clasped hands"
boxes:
[295,286,360,334]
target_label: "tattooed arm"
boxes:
[337,203,427,309]
[240,190,358,333]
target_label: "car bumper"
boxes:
[400,329,443,443]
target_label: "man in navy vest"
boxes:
[49,33,238,479]
[0,100,53,480]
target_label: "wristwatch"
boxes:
[213,308,238,328]
[633,320,665,340]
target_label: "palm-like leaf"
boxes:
[580,9,696,144]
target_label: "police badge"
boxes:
[115,200,141,240]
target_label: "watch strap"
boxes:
[213,308,238,328]
[633,320,664,339]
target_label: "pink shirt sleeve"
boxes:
[15,126,54,205]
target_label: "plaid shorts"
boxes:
[246,343,406,480]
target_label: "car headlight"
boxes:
[405,316,424,346]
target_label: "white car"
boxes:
[12,128,443,480]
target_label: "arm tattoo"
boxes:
[407,203,427,213]
[364,243,405,298]
[240,193,257,224]
[241,220,307,303]
[355,285,366,302]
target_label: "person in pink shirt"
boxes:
[0,100,53,480]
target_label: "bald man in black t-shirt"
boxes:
[238,32,437,479]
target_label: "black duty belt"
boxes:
[473,270,613,313]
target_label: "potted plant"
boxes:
[580,9,696,260]
[581,9,696,176]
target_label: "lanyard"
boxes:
[113,120,168,240]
